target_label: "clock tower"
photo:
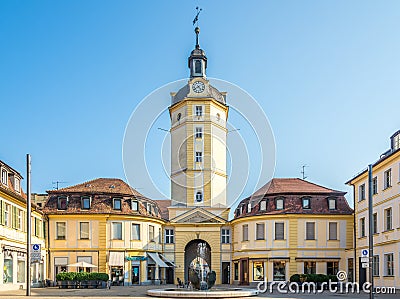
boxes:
[168,26,229,219]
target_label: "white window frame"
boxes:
[14,178,20,193]
[79,222,90,240]
[221,229,230,244]
[81,197,91,209]
[112,222,122,240]
[275,222,285,240]
[260,200,267,211]
[195,127,202,138]
[384,169,392,189]
[131,223,140,240]
[256,223,265,240]
[384,253,394,276]
[56,221,66,240]
[149,225,155,242]
[275,198,284,210]
[328,198,337,210]
[384,207,392,231]
[1,169,8,185]
[195,151,202,163]
[131,200,138,211]
[165,228,174,244]
[359,184,365,201]
[195,106,203,116]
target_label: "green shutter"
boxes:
[12,206,17,228]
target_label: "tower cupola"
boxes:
[188,27,207,78]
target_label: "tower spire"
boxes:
[188,7,207,78]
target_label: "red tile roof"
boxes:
[155,199,172,220]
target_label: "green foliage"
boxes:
[290,274,300,282]
[291,273,337,283]
[56,272,109,282]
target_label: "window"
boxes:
[195,191,203,202]
[112,222,122,240]
[329,222,338,240]
[328,198,337,210]
[327,262,338,275]
[302,197,311,209]
[275,198,284,210]
[234,263,239,280]
[165,229,174,243]
[4,203,10,226]
[149,225,155,242]
[1,169,8,185]
[17,210,22,230]
[195,152,202,163]
[247,203,252,213]
[195,106,202,116]
[195,127,202,138]
[56,222,66,240]
[359,184,365,201]
[384,253,394,276]
[373,213,378,234]
[17,260,25,283]
[384,208,392,231]
[384,169,392,189]
[80,222,89,239]
[242,224,248,241]
[306,222,315,240]
[259,200,267,211]
[14,178,20,192]
[373,255,379,276]
[360,217,365,237]
[131,200,138,211]
[34,218,41,237]
[131,223,140,240]
[275,222,284,240]
[273,261,286,281]
[81,197,90,209]
[256,223,265,240]
[221,229,230,244]
[195,60,201,74]
[253,262,264,281]
[304,261,316,274]
[158,228,162,243]
[372,177,378,195]
[113,198,122,210]
[3,258,13,283]
[57,197,68,210]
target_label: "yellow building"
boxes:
[0,160,46,291]
[164,26,231,285]
[346,130,400,288]
[231,178,353,285]
[43,178,172,285]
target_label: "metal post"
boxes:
[368,164,374,299]
[26,154,31,296]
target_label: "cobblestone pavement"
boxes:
[0,285,397,299]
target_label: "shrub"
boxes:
[290,274,300,282]
[56,272,109,282]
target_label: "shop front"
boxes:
[108,251,125,285]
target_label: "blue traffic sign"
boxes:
[32,244,40,251]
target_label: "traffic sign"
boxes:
[362,263,369,268]
[361,249,369,257]
[360,257,369,263]
[31,244,41,262]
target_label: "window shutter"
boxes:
[275,223,284,240]
[306,222,315,240]
[329,222,337,240]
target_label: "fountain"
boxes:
[147,241,258,298]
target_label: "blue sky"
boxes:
[1,1,399,206]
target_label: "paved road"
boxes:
[0,285,397,299]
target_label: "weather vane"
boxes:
[193,6,202,26]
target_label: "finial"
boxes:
[193,7,202,49]
[195,27,200,49]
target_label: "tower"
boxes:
[169,27,229,218]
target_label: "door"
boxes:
[166,267,174,284]
[240,258,249,285]
[131,266,140,285]
[222,262,230,284]
[358,257,366,286]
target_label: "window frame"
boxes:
[372,255,379,276]
[165,228,174,244]
[275,222,284,240]
[221,228,230,244]
[195,105,203,116]
[112,222,122,240]
[56,221,66,240]
[275,197,284,210]
[79,222,90,240]
[360,217,366,237]
[373,213,378,234]
[359,184,366,201]
[384,169,392,189]
[302,197,311,209]
[149,225,155,242]
[328,197,337,210]
[57,197,68,210]
[242,224,249,241]
[306,222,315,240]
[259,200,267,211]
[113,198,122,210]
[195,127,203,138]
[384,253,394,276]
[328,222,338,240]
[131,223,140,240]
[81,197,91,210]
[384,207,392,231]
[1,169,8,185]
[195,151,202,163]
[256,223,265,240]
[195,191,203,202]
[131,200,138,211]
[372,177,378,195]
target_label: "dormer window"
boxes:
[1,169,8,185]
[57,197,68,210]
[247,203,252,213]
[131,200,138,211]
[302,197,311,209]
[275,198,284,210]
[14,178,20,193]
[81,197,91,209]
[113,198,122,210]
[260,200,267,211]
[328,197,337,210]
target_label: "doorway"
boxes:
[184,239,211,283]
[222,262,230,284]
[131,265,140,285]
[358,257,366,286]
[239,258,249,285]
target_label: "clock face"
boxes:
[192,81,205,93]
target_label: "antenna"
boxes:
[52,181,68,190]
[301,165,308,180]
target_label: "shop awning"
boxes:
[109,252,125,266]
[160,254,176,267]
[147,252,168,268]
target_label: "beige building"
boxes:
[0,160,46,291]
[231,178,353,285]
[347,130,400,288]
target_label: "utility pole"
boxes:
[368,164,374,299]
[26,154,31,296]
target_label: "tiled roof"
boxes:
[234,178,352,219]
[155,199,172,220]
[47,178,143,197]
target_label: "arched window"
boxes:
[195,60,202,74]
[196,191,203,202]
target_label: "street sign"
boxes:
[362,262,369,268]
[361,249,369,257]
[361,257,369,263]
[31,244,41,262]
